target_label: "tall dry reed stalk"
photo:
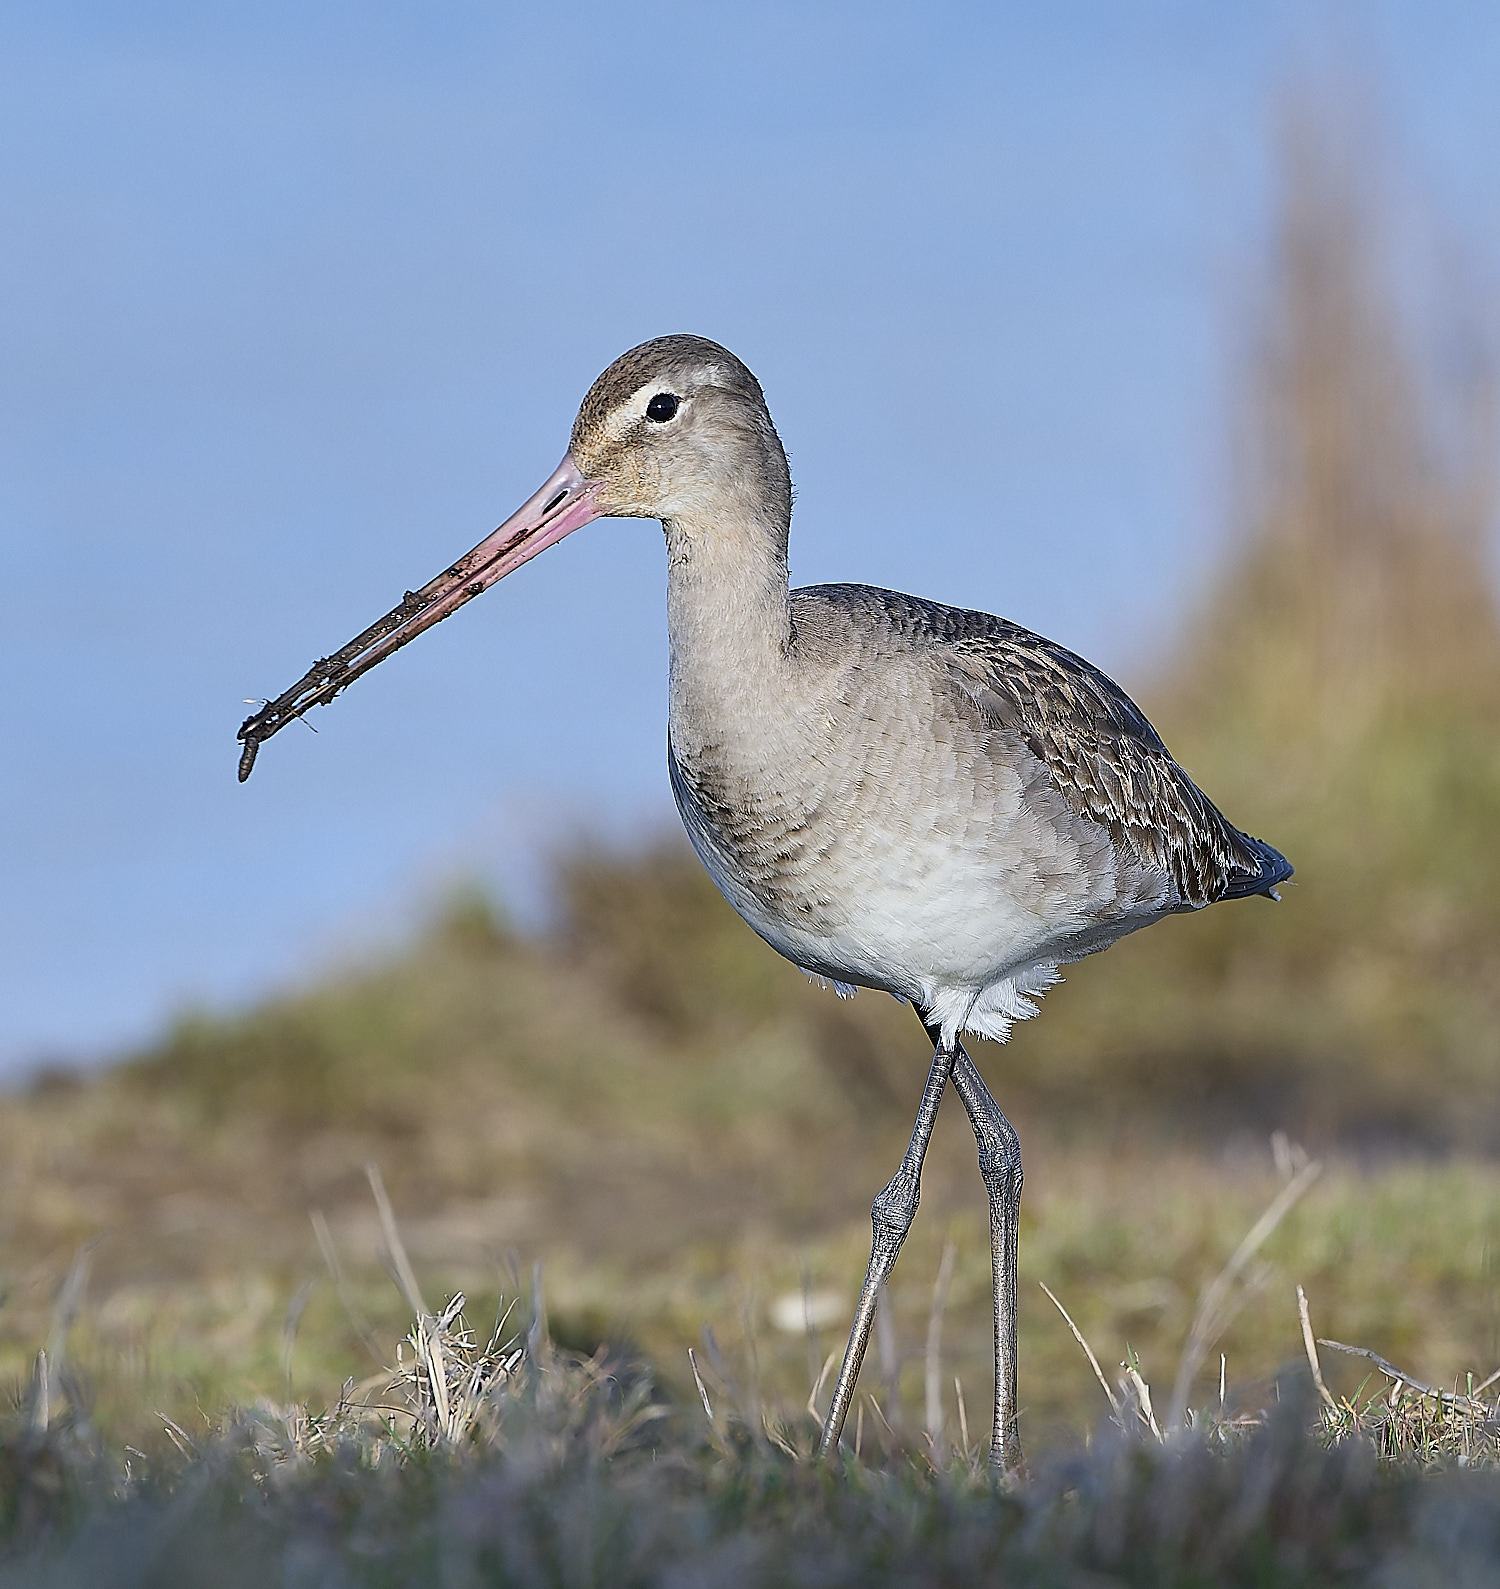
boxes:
[1180,93,1500,747]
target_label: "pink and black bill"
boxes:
[236,454,603,780]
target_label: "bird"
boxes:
[238,334,1292,1471]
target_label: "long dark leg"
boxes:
[923,1018,1024,1473]
[817,1041,955,1458]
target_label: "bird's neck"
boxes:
[663,502,793,747]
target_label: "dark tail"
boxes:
[1220,833,1294,902]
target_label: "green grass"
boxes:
[8,1079,1500,1458]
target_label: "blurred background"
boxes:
[5,2,1500,1452]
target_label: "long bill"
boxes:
[236,452,603,781]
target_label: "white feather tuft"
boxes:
[923,963,1063,1049]
[803,970,859,1000]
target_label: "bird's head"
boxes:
[235,334,787,779]
[569,334,790,531]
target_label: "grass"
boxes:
[3,1149,1500,1586]
[8,1202,1500,1587]
[7,870,1500,1449]
[11,866,1500,1461]
[7,1095,1500,1458]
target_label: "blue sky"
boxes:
[4,2,1500,1072]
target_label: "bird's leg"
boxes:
[944,1036,1024,1474]
[817,1040,955,1459]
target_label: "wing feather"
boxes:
[791,584,1292,909]
[941,631,1287,907]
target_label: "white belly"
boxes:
[669,721,1172,1047]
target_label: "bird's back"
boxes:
[791,584,1291,908]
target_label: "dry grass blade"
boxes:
[1270,1131,1309,1184]
[1297,1285,1337,1410]
[1302,1335,1500,1470]
[1168,1158,1322,1427]
[366,1162,427,1317]
[29,1351,48,1435]
[157,1411,199,1457]
[422,1314,453,1439]
[1040,1280,1121,1417]
[46,1238,101,1385]
[688,1348,715,1424]
[280,1280,316,1392]
[1122,1361,1163,1442]
[311,1209,383,1365]
[807,1348,838,1428]
[1317,1338,1485,1409]
[528,1259,549,1354]
[699,1326,743,1407]
[760,1415,799,1459]
[924,1239,957,1453]
[29,1238,105,1429]
[865,1390,898,1446]
[390,1290,525,1447]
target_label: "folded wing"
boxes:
[941,626,1291,909]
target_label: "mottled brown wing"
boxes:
[941,630,1287,908]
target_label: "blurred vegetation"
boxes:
[1003,102,1500,1147]
[10,1302,1500,1587]
[15,1335,1500,1588]
[3,95,1500,1504]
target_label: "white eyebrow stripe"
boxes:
[601,368,717,440]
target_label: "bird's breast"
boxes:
[665,651,1109,993]
[667,717,845,943]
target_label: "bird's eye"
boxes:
[646,392,681,423]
